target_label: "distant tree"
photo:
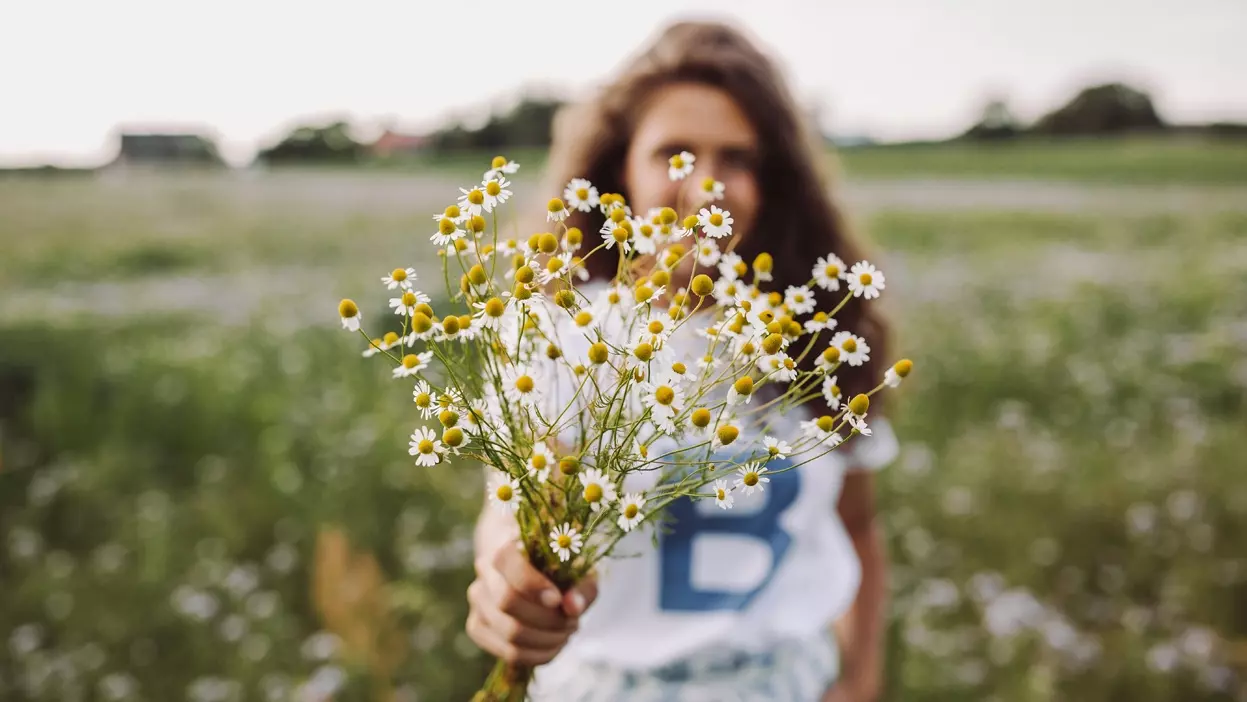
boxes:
[427,97,564,153]
[962,98,1022,140]
[1033,83,1165,136]
[257,121,363,164]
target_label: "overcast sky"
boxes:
[3,0,1245,166]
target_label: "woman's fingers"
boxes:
[478,569,574,632]
[563,573,599,617]
[465,607,566,665]
[489,541,564,609]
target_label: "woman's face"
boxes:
[623,82,761,247]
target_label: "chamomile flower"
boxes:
[698,176,725,202]
[757,352,797,382]
[713,277,748,307]
[617,493,646,531]
[480,176,512,212]
[640,372,686,426]
[632,218,659,255]
[434,315,473,343]
[431,217,465,246]
[457,186,487,217]
[407,426,445,467]
[486,473,522,513]
[712,479,735,509]
[497,238,520,259]
[462,398,495,436]
[696,205,733,239]
[502,364,543,407]
[381,267,417,290]
[847,261,885,299]
[812,254,847,292]
[762,436,793,461]
[727,375,755,406]
[601,223,632,254]
[636,315,672,349]
[339,299,361,331]
[633,440,654,469]
[549,523,583,563]
[412,380,436,419]
[734,462,770,495]
[546,197,568,222]
[564,178,600,212]
[885,359,913,387]
[784,285,816,315]
[711,419,742,451]
[717,252,746,281]
[695,237,721,266]
[633,284,665,309]
[389,290,430,317]
[436,387,464,413]
[804,312,836,334]
[484,155,520,180]
[472,295,510,331]
[579,468,617,513]
[668,151,695,180]
[392,351,433,379]
[527,445,553,482]
[538,252,573,285]
[801,414,844,446]
[821,375,843,411]
[696,352,720,373]
[830,330,871,367]
[362,337,384,357]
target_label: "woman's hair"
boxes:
[538,19,892,410]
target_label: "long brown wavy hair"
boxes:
[537,19,892,412]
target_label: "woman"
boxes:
[466,19,897,702]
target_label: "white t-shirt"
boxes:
[537,284,900,677]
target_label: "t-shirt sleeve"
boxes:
[844,416,899,472]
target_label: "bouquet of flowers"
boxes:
[336,153,912,701]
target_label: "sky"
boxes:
[2,0,1245,167]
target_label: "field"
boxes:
[2,143,1246,701]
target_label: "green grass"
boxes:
[1,172,1245,701]
[834,134,1247,185]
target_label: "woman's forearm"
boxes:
[842,520,887,699]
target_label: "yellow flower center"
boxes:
[559,456,579,475]
[484,297,504,317]
[467,189,484,205]
[716,425,739,445]
[538,232,559,253]
[634,343,654,362]
[733,376,754,396]
[639,224,654,238]
[669,154,685,168]
[491,156,507,169]
[557,534,572,549]
[583,483,603,503]
[443,428,464,447]
[444,205,461,219]
[634,285,655,304]
[531,454,547,470]
[612,227,629,243]
[691,408,711,428]
[859,273,872,286]
[514,375,535,393]
[546,257,564,274]
[894,359,914,377]
[743,471,758,486]
[588,342,609,364]
[822,347,841,364]
[547,198,565,213]
[709,213,723,227]
[825,264,840,277]
[660,207,678,224]
[402,354,419,369]
[817,415,836,432]
[381,332,398,346]
[841,338,857,353]
[624,504,639,519]
[418,439,434,454]
[638,443,649,458]
[412,313,432,334]
[515,266,535,284]
[608,291,621,304]
[733,261,748,277]
[442,316,461,335]
[575,311,593,327]
[439,218,457,236]
[768,445,780,456]
[610,208,627,224]
[702,177,716,192]
[575,187,589,200]
[648,320,665,334]
[486,181,501,196]
[470,215,486,233]
[716,488,727,500]
[338,299,358,318]
[848,394,870,416]
[565,228,583,246]
[655,386,675,405]
[753,253,774,274]
[762,334,783,355]
[438,410,458,427]
[495,483,513,501]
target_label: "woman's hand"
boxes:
[465,539,598,666]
